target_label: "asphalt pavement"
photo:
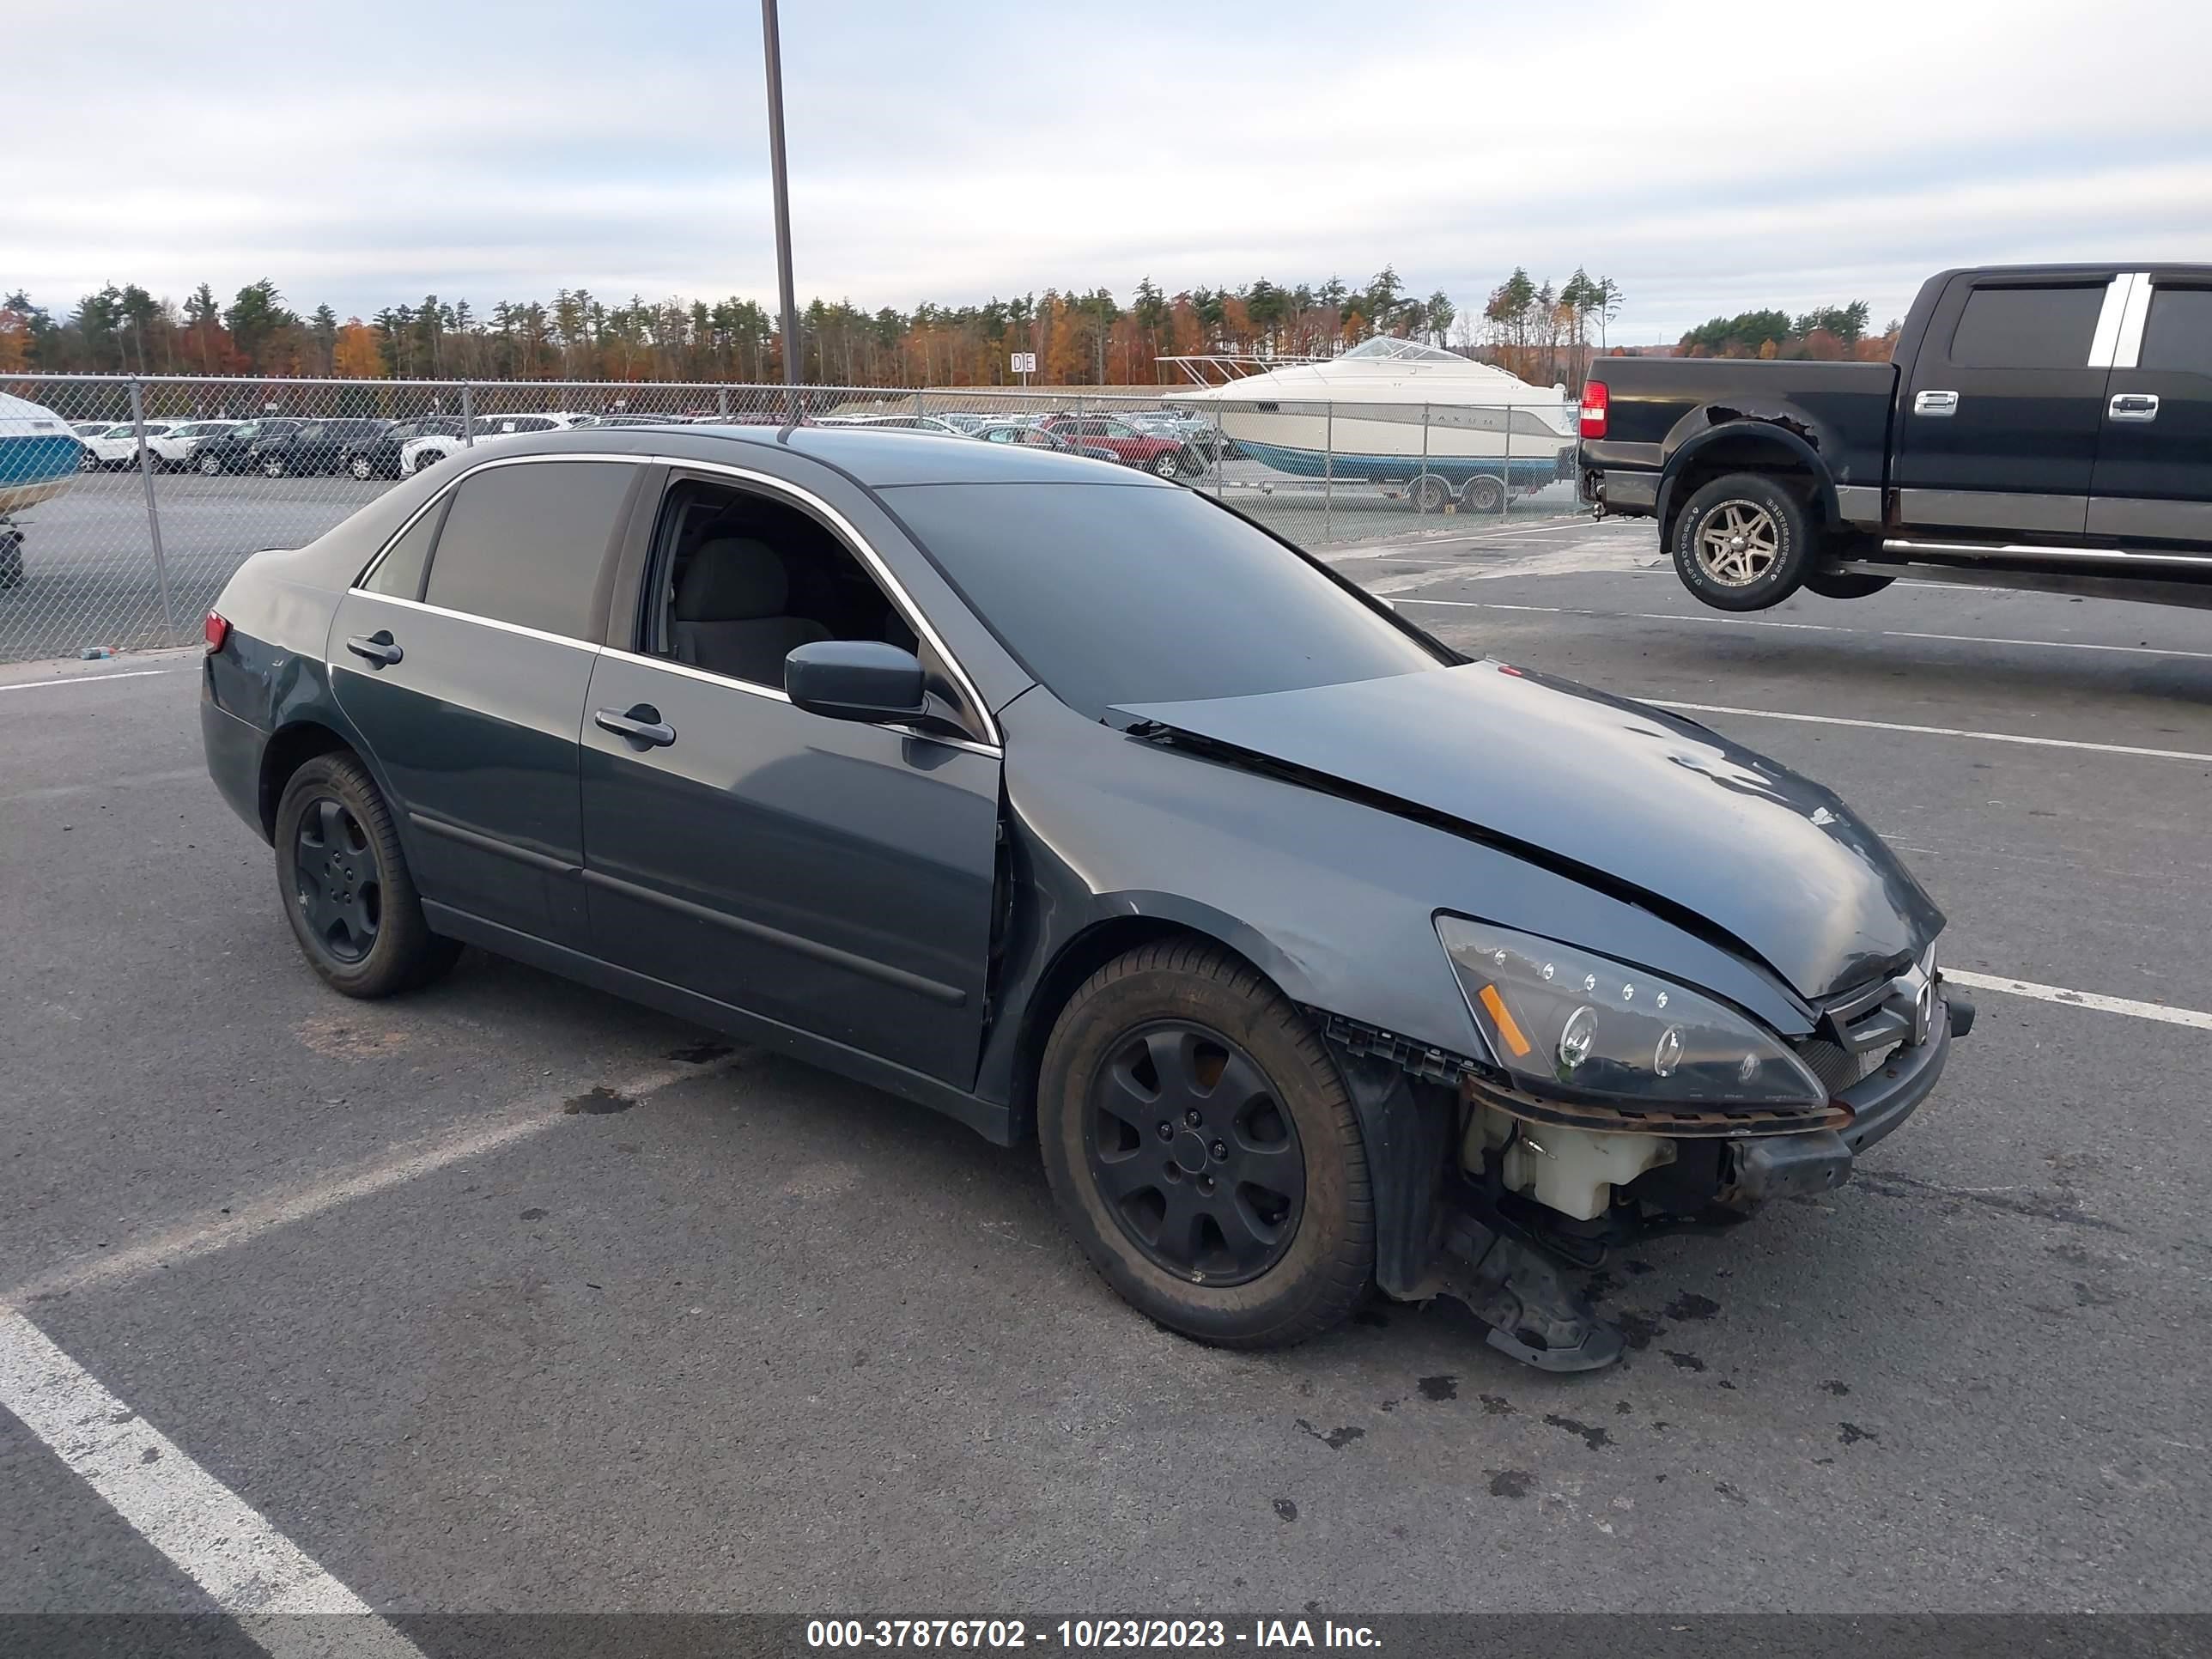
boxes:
[3,520,2208,1636]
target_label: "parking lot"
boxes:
[4,517,2209,1637]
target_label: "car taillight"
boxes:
[1579,380,1609,441]
[204,611,230,654]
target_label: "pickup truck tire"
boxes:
[1672,474,1814,611]
[1803,569,1896,599]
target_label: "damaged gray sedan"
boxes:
[200,424,1973,1370]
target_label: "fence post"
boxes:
[461,382,475,447]
[718,386,731,421]
[1213,405,1225,500]
[1502,403,1512,519]
[1419,402,1431,521]
[128,379,179,646]
[1322,402,1334,544]
[915,388,927,422]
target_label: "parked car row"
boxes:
[61,405,1235,483]
[819,408,1227,476]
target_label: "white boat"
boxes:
[0,390,82,516]
[1162,337,1577,511]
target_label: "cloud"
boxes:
[11,0,2210,340]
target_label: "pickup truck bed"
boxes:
[1578,264,2212,613]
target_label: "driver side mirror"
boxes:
[784,640,926,723]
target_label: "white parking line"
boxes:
[1946,969,2212,1032]
[1396,597,2212,662]
[1651,701,2212,764]
[0,1310,427,1658]
[0,668,185,694]
[8,1048,748,1306]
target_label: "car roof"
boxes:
[508,422,1177,489]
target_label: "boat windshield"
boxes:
[1339,337,1466,364]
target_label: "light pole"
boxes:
[761,0,801,423]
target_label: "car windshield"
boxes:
[887,483,1445,719]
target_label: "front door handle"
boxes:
[345,631,403,667]
[2109,392,2160,422]
[595,704,676,749]
[1913,389,1959,417]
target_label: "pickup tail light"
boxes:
[204,611,230,654]
[1579,380,1609,440]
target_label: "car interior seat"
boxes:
[670,537,830,685]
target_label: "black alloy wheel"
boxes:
[1085,1021,1305,1286]
[292,795,381,963]
[1038,939,1372,1348]
[272,752,460,997]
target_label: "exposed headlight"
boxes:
[1436,915,1826,1109]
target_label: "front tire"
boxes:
[1151,449,1183,478]
[260,455,288,479]
[198,452,224,476]
[348,454,375,481]
[1038,940,1373,1348]
[1672,472,1813,611]
[273,753,459,998]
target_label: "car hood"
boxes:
[1115,660,1942,1004]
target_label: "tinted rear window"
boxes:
[2139,287,2212,377]
[423,459,636,637]
[886,483,1443,718]
[1948,284,2106,369]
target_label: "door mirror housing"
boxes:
[784,640,927,723]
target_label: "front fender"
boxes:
[984,696,1818,1294]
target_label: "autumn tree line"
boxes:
[1,264,1889,388]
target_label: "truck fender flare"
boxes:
[1656,416,1841,536]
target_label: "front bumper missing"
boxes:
[1428,994,1973,1372]
[1728,994,1972,1205]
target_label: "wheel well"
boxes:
[1005,917,1247,1145]
[1661,434,1826,545]
[258,722,352,838]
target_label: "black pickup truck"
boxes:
[1577,264,2212,611]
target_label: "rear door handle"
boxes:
[2109,392,2160,422]
[1913,389,1959,417]
[594,704,676,749]
[344,632,403,667]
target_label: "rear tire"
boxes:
[1038,939,1374,1348]
[1803,568,1895,599]
[198,452,223,476]
[1411,473,1452,514]
[260,456,288,479]
[1672,472,1813,611]
[274,753,459,999]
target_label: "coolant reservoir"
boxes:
[1473,1108,1675,1221]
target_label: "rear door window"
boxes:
[422,459,638,638]
[2138,287,2212,376]
[1948,284,2107,368]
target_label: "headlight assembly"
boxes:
[1436,915,1826,1111]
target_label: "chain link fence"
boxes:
[0,374,1581,665]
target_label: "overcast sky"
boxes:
[14,0,2210,342]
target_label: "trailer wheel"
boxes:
[1411,473,1452,514]
[1461,475,1507,514]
